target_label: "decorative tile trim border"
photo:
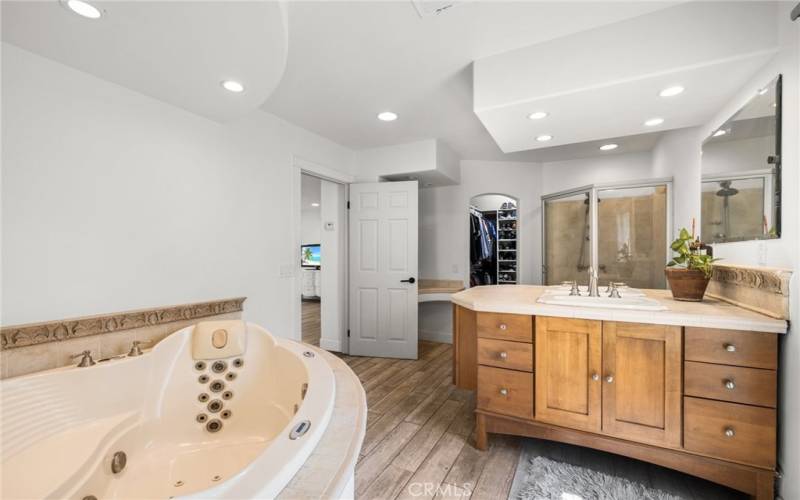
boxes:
[1,297,246,350]
[711,264,791,295]
[708,264,791,320]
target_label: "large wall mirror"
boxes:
[701,75,782,243]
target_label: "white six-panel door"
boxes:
[349,181,418,359]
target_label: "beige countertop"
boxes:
[451,285,788,334]
[419,279,465,295]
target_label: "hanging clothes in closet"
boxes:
[470,207,498,286]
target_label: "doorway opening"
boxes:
[469,193,519,286]
[300,174,322,346]
[293,158,350,354]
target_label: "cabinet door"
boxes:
[602,322,682,448]
[535,317,602,432]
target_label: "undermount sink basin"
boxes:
[537,293,668,311]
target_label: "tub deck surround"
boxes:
[452,285,788,333]
[451,284,785,499]
[1,322,336,499]
[277,349,367,499]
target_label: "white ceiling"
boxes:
[1,1,288,122]
[262,1,679,161]
[473,1,779,153]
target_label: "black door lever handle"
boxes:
[401,277,416,284]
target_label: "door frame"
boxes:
[291,156,354,352]
[540,177,674,285]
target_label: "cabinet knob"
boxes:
[724,379,736,390]
[498,351,508,360]
[499,323,508,331]
[499,388,508,396]
[724,343,737,352]
[724,427,735,438]
[605,375,614,384]
[591,373,600,381]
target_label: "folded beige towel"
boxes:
[192,320,247,360]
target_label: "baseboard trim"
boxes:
[320,338,342,352]
[419,329,452,344]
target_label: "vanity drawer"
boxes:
[684,397,776,468]
[685,327,777,369]
[477,312,533,343]
[478,338,533,372]
[685,361,776,408]
[477,365,533,420]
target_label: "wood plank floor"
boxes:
[335,341,747,500]
[301,300,321,346]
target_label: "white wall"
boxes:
[540,151,654,194]
[319,179,346,352]
[651,127,704,237]
[1,43,356,344]
[301,209,321,245]
[418,160,542,342]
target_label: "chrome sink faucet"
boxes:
[587,267,600,297]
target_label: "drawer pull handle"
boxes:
[724,343,737,352]
[605,375,614,384]
[499,323,508,331]
[724,379,736,390]
[498,352,508,360]
[724,427,735,438]
[591,373,600,381]
[499,388,508,396]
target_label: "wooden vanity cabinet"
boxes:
[534,317,601,432]
[454,306,780,499]
[601,321,682,448]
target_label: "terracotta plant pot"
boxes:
[665,267,710,302]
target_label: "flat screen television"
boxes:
[301,244,321,268]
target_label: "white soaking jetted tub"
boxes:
[1,322,336,499]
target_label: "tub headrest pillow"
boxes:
[192,320,247,360]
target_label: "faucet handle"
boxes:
[71,350,96,367]
[128,340,152,357]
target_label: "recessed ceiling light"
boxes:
[221,80,245,93]
[536,135,553,142]
[528,111,548,120]
[758,87,769,95]
[377,111,398,122]
[659,86,684,97]
[599,143,619,151]
[62,0,102,19]
[310,202,320,207]
[644,117,664,127]
[713,129,727,137]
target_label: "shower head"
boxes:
[716,180,739,197]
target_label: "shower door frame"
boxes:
[541,177,673,286]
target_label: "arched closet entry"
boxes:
[469,194,518,286]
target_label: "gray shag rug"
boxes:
[509,456,685,500]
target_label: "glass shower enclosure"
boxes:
[542,180,671,289]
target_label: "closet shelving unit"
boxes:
[496,207,517,284]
